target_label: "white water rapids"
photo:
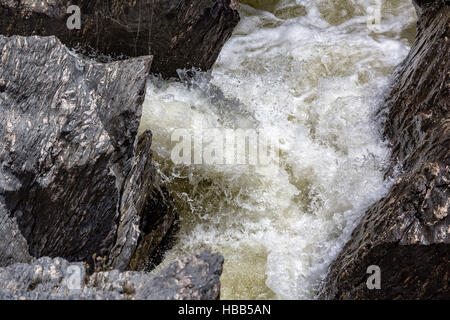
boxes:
[139,0,417,299]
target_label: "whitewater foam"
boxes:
[139,0,416,299]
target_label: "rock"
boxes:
[0,250,223,300]
[127,185,178,272]
[0,35,174,271]
[0,0,240,78]
[0,203,33,266]
[319,1,449,299]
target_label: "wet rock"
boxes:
[0,35,173,270]
[128,185,178,272]
[0,250,223,300]
[319,1,449,299]
[108,132,177,271]
[0,203,33,266]
[0,0,240,78]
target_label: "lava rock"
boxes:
[319,1,449,299]
[0,250,224,300]
[0,35,173,271]
[0,0,240,78]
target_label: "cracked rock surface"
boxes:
[319,0,449,300]
[0,250,224,300]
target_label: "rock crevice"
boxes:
[0,35,171,271]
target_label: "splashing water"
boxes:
[139,0,417,299]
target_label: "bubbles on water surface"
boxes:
[139,0,416,299]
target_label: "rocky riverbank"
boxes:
[0,0,240,300]
[0,0,447,301]
[319,0,449,299]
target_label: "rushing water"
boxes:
[139,0,417,299]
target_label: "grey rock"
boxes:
[0,250,223,300]
[0,203,32,266]
[319,1,449,300]
[0,35,174,270]
[0,0,241,78]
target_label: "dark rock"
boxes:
[0,0,241,78]
[319,1,449,299]
[108,132,177,271]
[0,250,223,300]
[0,35,174,271]
[128,185,178,272]
[0,203,33,266]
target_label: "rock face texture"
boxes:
[0,203,33,266]
[320,0,449,299]
[0,250,223,300]
[0,35,174,271]
[0,0,240,78]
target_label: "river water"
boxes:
[139,0,417,299]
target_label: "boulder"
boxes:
[319,1,449,299]
[0,250,223,300]
[0,35,174,271]
[0,0,240,78]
